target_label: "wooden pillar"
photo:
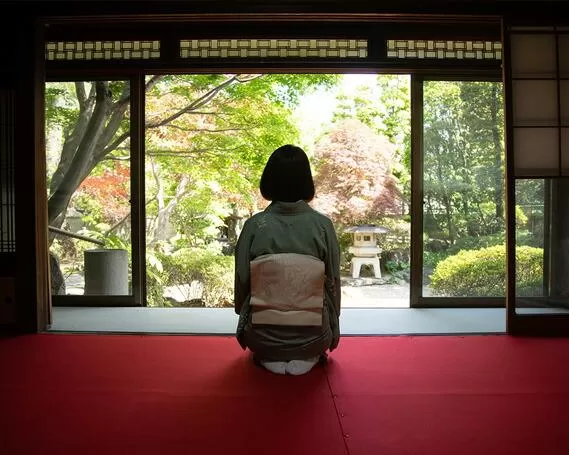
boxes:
[549,179,569,299]
[14,12,50,333]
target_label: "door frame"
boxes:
[40,13,505,313]
[47,75,146,307]
[502,19,569,335]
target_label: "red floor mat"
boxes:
[1,334,569,455]
[327,336,569,455]
[0,335,346,455]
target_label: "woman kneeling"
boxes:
[234,144,341,375]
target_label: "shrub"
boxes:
[448,233,505,254]
[430,245,543,297]
[162,247,235,307]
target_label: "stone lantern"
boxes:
[346,225,388,278]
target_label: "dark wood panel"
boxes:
[509,314,569,336]
[6,1,569,19]
[0,253,16,275]
[42,21,501,41]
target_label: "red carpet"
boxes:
[1,334,569,455]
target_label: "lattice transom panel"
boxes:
[387,40,502,60]
[180,39,368,58]
[45,41,161,60]
[0,89,15,253]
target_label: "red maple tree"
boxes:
[311,119,402,225]
[78,163,130,223]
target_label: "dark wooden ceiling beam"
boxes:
[2,0,568,21]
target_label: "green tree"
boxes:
[46,74,339,233]
[423,81,504,246]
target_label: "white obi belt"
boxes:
[250,253,325,326]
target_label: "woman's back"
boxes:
[247,201,331,261]
[234,145,341,375]
[235,201,341,367]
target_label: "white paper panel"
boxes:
[514,128,559,176]
[513,80,558,126]
[510,34,556,78]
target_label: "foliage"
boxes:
[45,75,338,229]
[311,119,402,225]
[331,75,411,208]
[423,81,505,246]
[446,233,504,256]
[375,217,410,257]
[423,251,450,270]
[146,249,168,307]
[375,76,411,202]
[430,245,543,297]
[46,75,341,304]
[337,230,354,274]
[46,75,541,302]
[160,247,235,308]
[377,217,411,276]
[76,161,130,224]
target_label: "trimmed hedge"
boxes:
[430,245,543,297]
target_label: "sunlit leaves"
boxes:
[142,73,339,244]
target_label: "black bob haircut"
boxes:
[259,144,315,202]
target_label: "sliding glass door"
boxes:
[142,73,412,310]
[46,79,142,305]
[412,76,506,307]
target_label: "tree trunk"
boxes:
[49,82,96,196]
[147,160,190,245]
[48,82,128,228]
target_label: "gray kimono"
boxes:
[234,200,341,361]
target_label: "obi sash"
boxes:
[250,253,325,326]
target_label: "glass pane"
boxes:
[423,81,505,299]
[510,34,556,78]
[515,178,569,315]
[46,81,132,297]
[144,74,411,309]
